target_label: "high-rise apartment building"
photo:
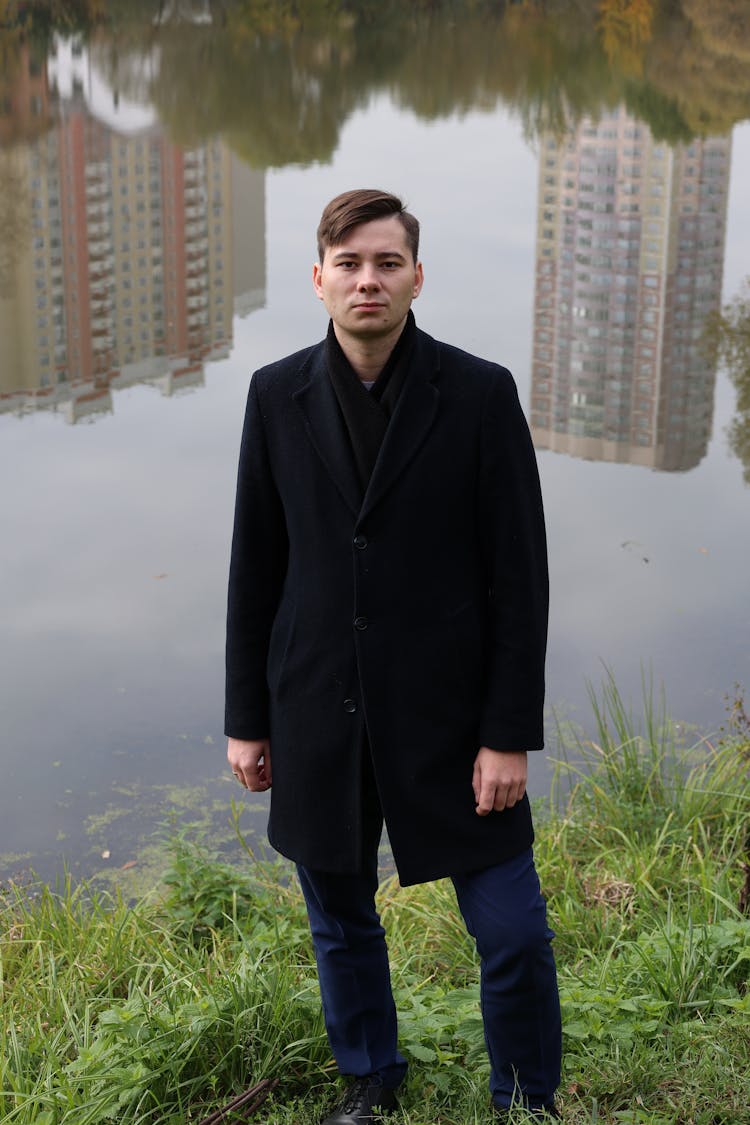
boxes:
[530,109,730,471]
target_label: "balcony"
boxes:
[88,238,112,257]
[185,224,208,240]
[85,180,109,200]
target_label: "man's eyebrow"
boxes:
[330,249,407,261]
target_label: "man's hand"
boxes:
[227,737,272,791]
[472,747,527,815]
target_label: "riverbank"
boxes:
[2,682,749,1124]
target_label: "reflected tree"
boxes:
[706,281,750,486]
[4,0,750,167]
[4,0,106,38]
[106,0,750,162]
[598,0,655,76]
[0,18,25,103]
[681,0,750,65]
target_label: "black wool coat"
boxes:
[225,326,549,886]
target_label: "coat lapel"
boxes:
[292,346,362,517]
[293,331,441,522]
[359,330,440,521]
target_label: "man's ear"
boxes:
[413,261,424,298]
[312,262,324,299]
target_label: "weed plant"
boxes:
[2,681,749,1123]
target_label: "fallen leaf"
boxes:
[101,850,110,860]
[120,860,137,870]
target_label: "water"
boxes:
[1,2,749,885]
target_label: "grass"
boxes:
[2,679,749,1124]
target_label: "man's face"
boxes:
[312,215,423,344]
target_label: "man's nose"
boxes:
[357,265,380,289]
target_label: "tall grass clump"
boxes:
[534,674,750,1122]
[2,678,749,1123]
[543,673,749,943]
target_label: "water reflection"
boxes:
[3,36,734,469]
[79,1,750,151]
[1,0,749,884]
[530,108,730,472]
[0,41,265,423]
[2,0,745,174]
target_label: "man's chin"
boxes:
[343,314,406,340]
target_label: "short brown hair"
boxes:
[317,189,420,264]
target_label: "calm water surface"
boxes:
[1,3,749,884]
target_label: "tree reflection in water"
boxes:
[707,279,750,485]
[2,1,750,163]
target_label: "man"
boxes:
[226,189,561,1123]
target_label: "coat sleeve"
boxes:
[477,369,549,752]
[225,374,289,740]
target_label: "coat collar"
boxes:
[292,328,440,521]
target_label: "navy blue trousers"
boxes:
[297,838,561,1111]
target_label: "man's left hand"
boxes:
[472,747,528,815]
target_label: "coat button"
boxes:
[343,699,357,713]
[353,534,368,549]
[353,616,368,630]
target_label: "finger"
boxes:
[247,763,271,792]
[476,777,496,816]
[495,786,511,810]
[496,781,525,810]
[472,759,481,804]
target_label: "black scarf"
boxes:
[325,310,417,495]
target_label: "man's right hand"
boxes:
[227,738,272,791]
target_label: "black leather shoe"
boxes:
[321,1076,399,1124]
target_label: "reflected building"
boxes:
[0,41,53,146]
[0,44,266,423]
[530,109,730,471]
